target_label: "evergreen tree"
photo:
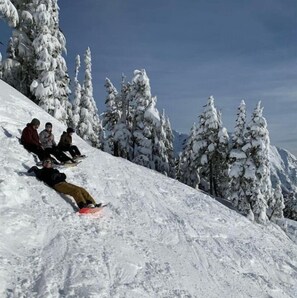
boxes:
[77,47,102,147]
[102,78,120,154]
[164,114,176,178]
[232,100,246,148]
[30,0,71,124]
[177,123,200,189]
[143,95,163,170]
[153,111,168,174]
[0,0,18,27]
[284,192,297,220]
[71,54,82,128]
[113,76,132,159]
[268,180,285,220]
[213,112,230,197]
[2,0,71,124]
[129,69,154,167]
[229,100,249,211]
[2,0,35,96]
[192,96,229,196]
[243,101,271,223]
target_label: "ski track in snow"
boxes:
[1,80,297,297]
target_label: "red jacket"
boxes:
[21,123,42,148]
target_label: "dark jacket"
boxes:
[21,123,42,148]
[31,167,66,187]
[58,132,72,149]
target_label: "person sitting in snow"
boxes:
[58,128,85,159]
[39,122,76,164]
[28,158,101,209]
[21,118,50,161]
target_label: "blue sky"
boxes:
[1,0,297,155]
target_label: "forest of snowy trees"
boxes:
[1,0,294,224]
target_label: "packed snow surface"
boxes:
[0,79,297,297]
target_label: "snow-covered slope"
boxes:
[1,79,297,297]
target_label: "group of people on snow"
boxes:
[21,118,101,210]
[21,118,82,164]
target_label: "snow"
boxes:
[0,79,297,297]
[269,145,297,193]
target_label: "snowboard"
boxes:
[78,204,108,215]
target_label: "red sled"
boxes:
[78,204,108,215]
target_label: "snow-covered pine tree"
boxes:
[164,114,176,178]
[232,100,246,148]
[143,95,162,170]
[129,69,154,168]
[77,47,102,148]
[213,110,230,197]
[113,75,132,159]
[243,101,272,223]
[284,192,297,221]
[177,123,200,189]
[71,54,82,128]
[192,96,228,196]
[50,0,71,124]
[30,0,71,124]
[153,110,168,174]
[2,0,71,124]
[268,180,285,220]
[0,0,18,27]
[102,78,120,154]
[2,1,35,96]
[228,100,250,212]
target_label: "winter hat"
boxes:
[45,122,52,128]
[67,127,75,133]
[31,118,40,126]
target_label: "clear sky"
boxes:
[1,0,297,155]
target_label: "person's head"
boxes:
[67,127,75,134]
[42,158,53,168]
[45,122,52,132]
[31,118,40,130]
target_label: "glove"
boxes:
[28,166,38,173]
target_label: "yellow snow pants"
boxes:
[54,182,95,206]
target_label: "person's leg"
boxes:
[58,145,75,158]
[52,147,73,163]
[54,182,95,207]
[25,145,49,161]
[70,145,81,157]
[44,148,60,164]
[77,186,96,204]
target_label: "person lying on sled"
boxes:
[28,158,101,209]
